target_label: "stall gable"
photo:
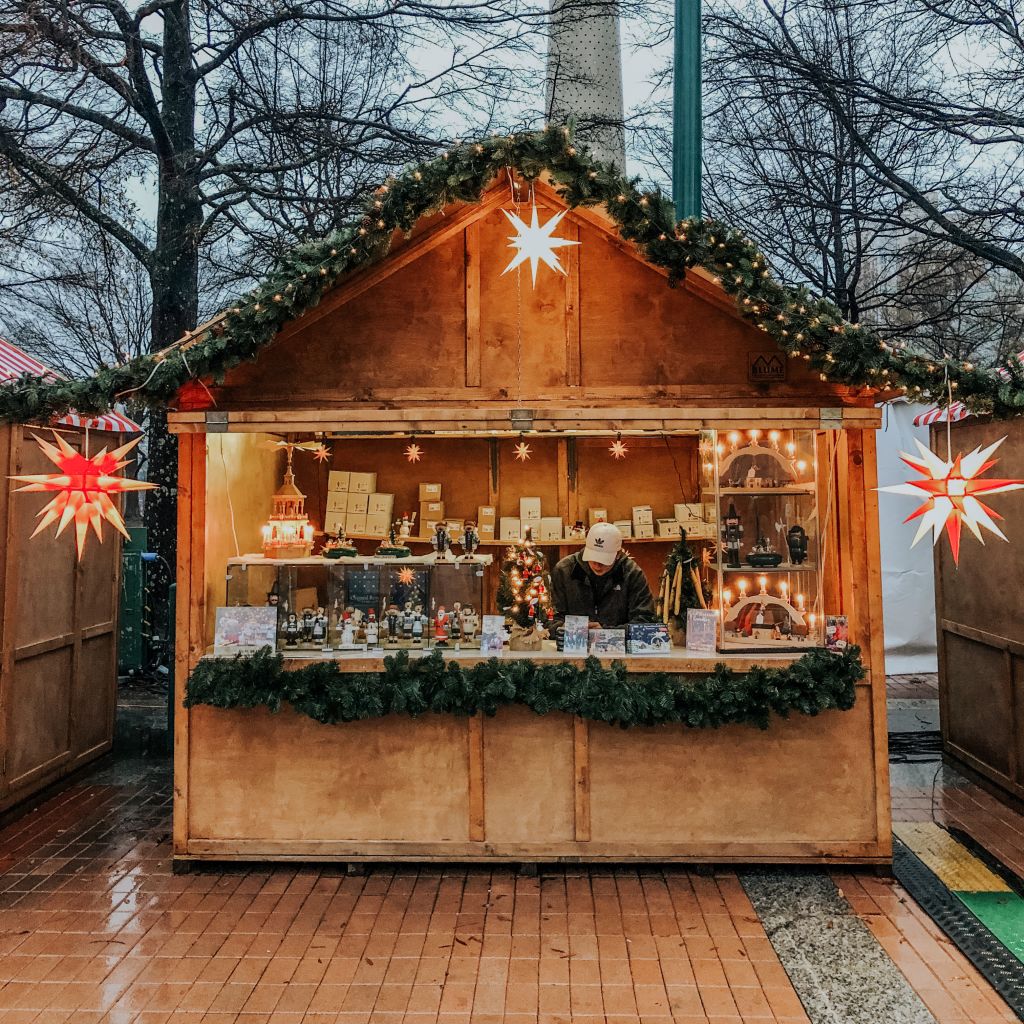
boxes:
[212,181,855,411]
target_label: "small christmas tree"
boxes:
[497,540,553,627]
[658,530,713,635]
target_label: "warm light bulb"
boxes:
[728,431,740,448]
[749,429,761,442]
[738,579,748,598]
[796,593,805,612]
[786,442,796,457]
[779,582,789,601]
[758,575,767,594]
[769,431,780,447]
[722,588,733,607]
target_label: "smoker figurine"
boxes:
[786,524,809,565]
[721,502,744,569]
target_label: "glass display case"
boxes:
[224,554,492,653]
[708,428,824,652]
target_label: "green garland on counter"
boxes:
[2,126,1023,426]
[184,645,864,730]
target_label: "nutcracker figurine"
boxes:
[431,520,452,560]
[721,502,744,569]
[786,524,809,565]
[460,521,480,558]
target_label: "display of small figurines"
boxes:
[786,524,809,565]
[430,520,453,560]
[721,578,815,650]
[460,521,480,559]
[721,502,744,569]
[322,530,358,559]
[377,519,413,558]
[720,434,797,489]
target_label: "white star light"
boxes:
[501,204,580,286]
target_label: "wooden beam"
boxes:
[173,433,195,856]
[573,717,591,842]
[468,716,485,842]
[564,219,582,386]
[465,223,481,388]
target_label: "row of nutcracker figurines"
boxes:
[323,515,482,559]
[275,600,482,650]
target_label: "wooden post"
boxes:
[465,223,481,388]
[565,221,582,387]
[468,716,485,842]
[574,717,591,841]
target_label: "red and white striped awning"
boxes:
[913,401,970,427]
[0,336,142,433]
[996,349,1024,381]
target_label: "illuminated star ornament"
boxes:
[501,203,580,286]
[312,443,331,463]
[514,441,532,462]
[11,431,156,559]
[879,437,1024,565]
[609,437,629,460]
[404,443,423,464]
[397,567,416,585]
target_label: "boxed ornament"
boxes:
[324,511,347,535]
[365,512,390,537]
[346,492,369,514]
[539,517,563,541]
[477,505,496,526]
[626,623,672,654]
[656,519,682,538]
[674,502,703,526]
[479,522,496,540]
[565,521,586,540]
[634,523,655,539]
[519,496,542,521]
[368,492,394,516]
[499,517,522,541]
[631,505,654,527]
[328,470,350,492]
[419,482,442,501]
[347,512,367,534]
[326,492,348,513]
[588,508,608,526]
[613,520,632,538]
[349,471,377,494]
[588,628,627,655]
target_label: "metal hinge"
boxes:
[205,411,229,433]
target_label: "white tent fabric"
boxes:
[875,402,938,673]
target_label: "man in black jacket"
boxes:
[550,522,656,632]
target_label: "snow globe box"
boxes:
[626,623,672,655]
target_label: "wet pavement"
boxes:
[0,674,1019,1024]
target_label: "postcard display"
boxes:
[224,555,491,653]
[705,428,825,653]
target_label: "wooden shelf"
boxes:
[718,487,815,496]
[339,533,688,547]
[720,563,817,572]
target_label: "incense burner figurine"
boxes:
[747,534,783,568]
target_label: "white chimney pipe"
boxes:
[545,1,627,170]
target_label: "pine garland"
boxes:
[1,126,1022,425]
[184,644,864,730]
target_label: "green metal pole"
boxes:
[673,0,702,220]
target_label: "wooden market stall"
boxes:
[0,338,137,814]
[933,414,1024,805]
[168,146,891,866]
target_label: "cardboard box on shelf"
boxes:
[674,502,703,525]
[539,517,563,541]
[499,517,522,541]
[364,512,391,537]
[478,523,496,540]
[328,470,350,492]
[631,505,654,527]
[633,522,655,539]
[324,511,347,535]
[349,471,377,494]
[519,496,542,521]
[688,521,716,540]
[477,505,497,526]
[656,519,682,538]
[565,522,586,540]
[368,492,394,516]
[294,587,320,614]
[326,492,348,513]
[613,520,632,539]
[419,482,442,501]
[419,501,445,526]
[446,519,465,542]
[588,508,608,526]
[345,492,369,514]
[347,512,367,534]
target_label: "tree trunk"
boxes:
[144,0,201,650]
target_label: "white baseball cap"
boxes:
[582,522,622,565]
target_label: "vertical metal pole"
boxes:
[673,0,703,220]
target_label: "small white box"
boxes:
[588,508,608,527]
[674,502,702,524]
[324,511,347,535]
[634,522,655,539]
[613,520,632,539]
[328,470,350,492]
[499,517,522,541]
[519,497,542,522]
[347,512,367,534]
[566,522,586,540]
[346,492,369,514]
[368,492,393,516]
[657,518,682,538]
[327,492,348,513]
[349,471,377,494]
[539,517,563,541]
[632,505,654,527]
